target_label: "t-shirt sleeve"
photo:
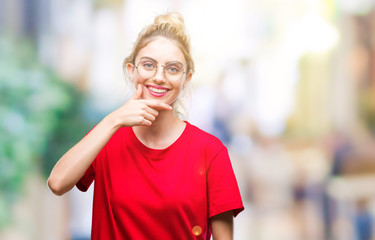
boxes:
[207,147,244,218]
[76,163,95,192]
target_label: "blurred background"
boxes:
[1,0,375,239]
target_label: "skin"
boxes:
[126,37,192,149]
[48,36,233,239]
[211,211,234,240]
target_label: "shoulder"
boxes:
[110,126,131,144]
[186,123,233,172]
[186,122,226,152]
[96,126,130,150]
[93,126,133,163]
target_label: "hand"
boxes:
[109,84,172,127]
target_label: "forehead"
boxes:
[136,36,186,64]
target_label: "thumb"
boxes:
[132,84,143,100]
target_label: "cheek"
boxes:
[172,81,184,93]
[131,73,145,85]
[180,79,188,91]
[170,84,184,103]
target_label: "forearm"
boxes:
[48,115,119,195]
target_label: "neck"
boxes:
[148,109,180,132]
[132,110,186,149]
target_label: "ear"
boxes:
[126,63,135,82]
[183,71,193,89]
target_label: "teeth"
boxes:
[149,86,167,93]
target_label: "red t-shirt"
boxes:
[77,122,244,240]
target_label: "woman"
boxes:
[48,12,244,240]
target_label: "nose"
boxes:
[153,65,166,82]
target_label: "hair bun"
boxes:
[154,12,185,31]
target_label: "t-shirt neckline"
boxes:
[129,121,191,158]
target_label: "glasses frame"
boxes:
[134,58,187,82]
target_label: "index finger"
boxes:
[141,100,173,111]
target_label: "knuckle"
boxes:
[137,116,144,123]
[140,112,148,118]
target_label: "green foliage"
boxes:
[0,37,89,229]
[359,88,375,135]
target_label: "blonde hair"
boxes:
[123,12,194,119]
[124,12,194,73]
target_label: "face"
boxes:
[127,36,192,106]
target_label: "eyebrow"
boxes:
[139,56,157,62]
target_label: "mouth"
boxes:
[146,85,169,97]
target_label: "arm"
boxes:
[47,115,118,196]
[47,85,171,195]
[211,211,234,240]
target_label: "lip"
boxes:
[146,85,169,97]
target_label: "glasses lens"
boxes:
[137,60,156,79]
[164,62,184,81]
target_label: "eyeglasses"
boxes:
[135,58,186,82]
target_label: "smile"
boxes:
[148,86,168,93]
[146,85,169,97]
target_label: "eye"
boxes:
[141,61,156,70]
[166,64,182,74]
